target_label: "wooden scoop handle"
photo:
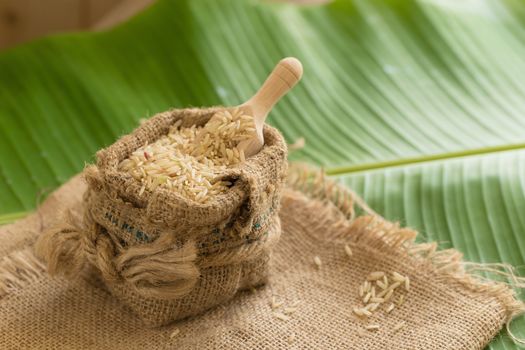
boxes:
[243,57,303,123]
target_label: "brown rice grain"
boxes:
[386,303,395,313]
[170,328,180,339]
[384,289,394,301]
[366,303,380,312]
[376,280,387,290]
[353,308,365,317]
[283,307,298,314]
[370,297,385,304]
[273,312,290,321]
[392,272,405,282]
[367,271,386,281]
[393,321,405,333]
[361,308,372,317]
[354,308,372,317]
[313,256,322,268]
[344,244,353,257]
[387,281,402,291]
[363,292,372,304]
[271,296,283,310]
[377,289,388,298]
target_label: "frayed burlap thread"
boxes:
[1,166,525,349]
[35,107,288,327]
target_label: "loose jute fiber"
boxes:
[34,107,288,327]
[0,166,524,349]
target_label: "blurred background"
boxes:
[0,0,326,49]
[0,0,154,49]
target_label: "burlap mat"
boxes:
[1,170,523,349]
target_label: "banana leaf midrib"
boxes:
[3,142,525,225]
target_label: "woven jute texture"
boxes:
[1,168,524,349]
[33,107,288,327]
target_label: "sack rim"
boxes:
[90,107,287,225]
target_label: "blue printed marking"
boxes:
[104,211,151,243]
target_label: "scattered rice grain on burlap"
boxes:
[1,166,524,349]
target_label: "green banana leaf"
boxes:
[1,0,524,347]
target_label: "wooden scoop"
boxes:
[237,57,303,157]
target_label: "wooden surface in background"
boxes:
[0,0,324,50]
[0,0,154,49]
[93,0,155,30]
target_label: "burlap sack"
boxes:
[34,107,288,327]
[1,168,524,349]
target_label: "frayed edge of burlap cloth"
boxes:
[286,164,525,346]
[0,166,524,349]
